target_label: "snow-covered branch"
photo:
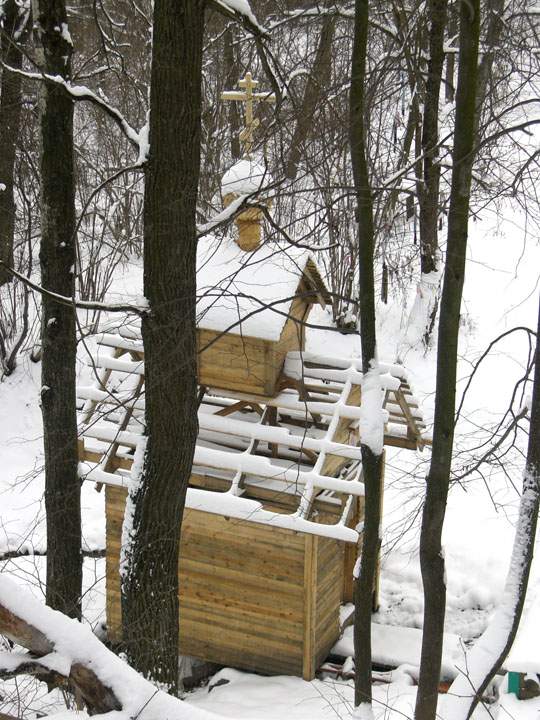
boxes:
[445,300,540,720]
[209,0,268,37]
[0,63,147,159]
[0,575,218,719]
[0,261,147,316]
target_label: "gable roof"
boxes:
[197,236,330,341]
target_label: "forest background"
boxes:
[0,1,539,720]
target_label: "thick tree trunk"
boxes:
[349,0,384,711]
[121,0,203,695]
[32,0,82,620]
[414,4,481,720]
[446,297,540,720]
[0,0,26,286]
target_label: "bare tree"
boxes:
[350,0,384,711]
[415,2,482,719]
[0,0,28,286]
[120,0,205,694]
[32,0,82,619]
[446,295,540,720]
[415,0,448,344]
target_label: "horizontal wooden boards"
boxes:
[105,485,344,679]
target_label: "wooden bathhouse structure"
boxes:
[76,73,429,681]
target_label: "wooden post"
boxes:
[302,534,318,680]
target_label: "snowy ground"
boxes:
[187,666,540,720]
[0,201,539,719]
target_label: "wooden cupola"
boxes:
[75,70,431,684]
[195,71,330,398]
[196,238,331,397]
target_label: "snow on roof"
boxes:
[196,235,326,341]
[76,333,428,542]
[221,157,271,196]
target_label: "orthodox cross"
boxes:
[221,72,276,157]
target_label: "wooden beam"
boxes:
[302,534,318,680]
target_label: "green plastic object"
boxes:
[508,672,520,696]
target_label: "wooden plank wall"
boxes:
[105,485,125,645]
[105,485,344,679]
[315,536,345,668]
[197,294,312,397]
[342,496,363,603]
[197,329,270,396]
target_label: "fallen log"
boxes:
[0,600,120,714]
[0,575,217,720]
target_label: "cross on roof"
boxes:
[221,71,276,157]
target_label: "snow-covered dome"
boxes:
[221,156,271,196]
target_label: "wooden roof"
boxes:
[77,329,429,542]
[196,238,330,341]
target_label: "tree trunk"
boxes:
[445,2,457,103]
[350,0,384,711]
[418,0,448,277]
[32,0,82,620]
[414,3,481,720]
[285,13,335,180]
[407,0,448,348]
[0,0,27,286]
[474,0,505,141]
[224,26,242,161]
[121,0,203,695]
[446,296,540,720]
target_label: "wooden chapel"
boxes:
[76,73,429,681]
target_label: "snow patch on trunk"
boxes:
[401,271,441,351]
[119,435,147,581]
[359,360,385,456]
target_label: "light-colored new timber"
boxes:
[105,484,345,679]
[197,288,313,397]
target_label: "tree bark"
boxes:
[0,0,27,286]
[121,0,203,695]
[445,1,457,103]
[224,26,242,161]
[418,0,448,277]
[415,3,481,720]
[474,0,505,141]
[350,0,384,711]
[32,0,82,620]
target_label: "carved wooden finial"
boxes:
[221,71,275,157]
